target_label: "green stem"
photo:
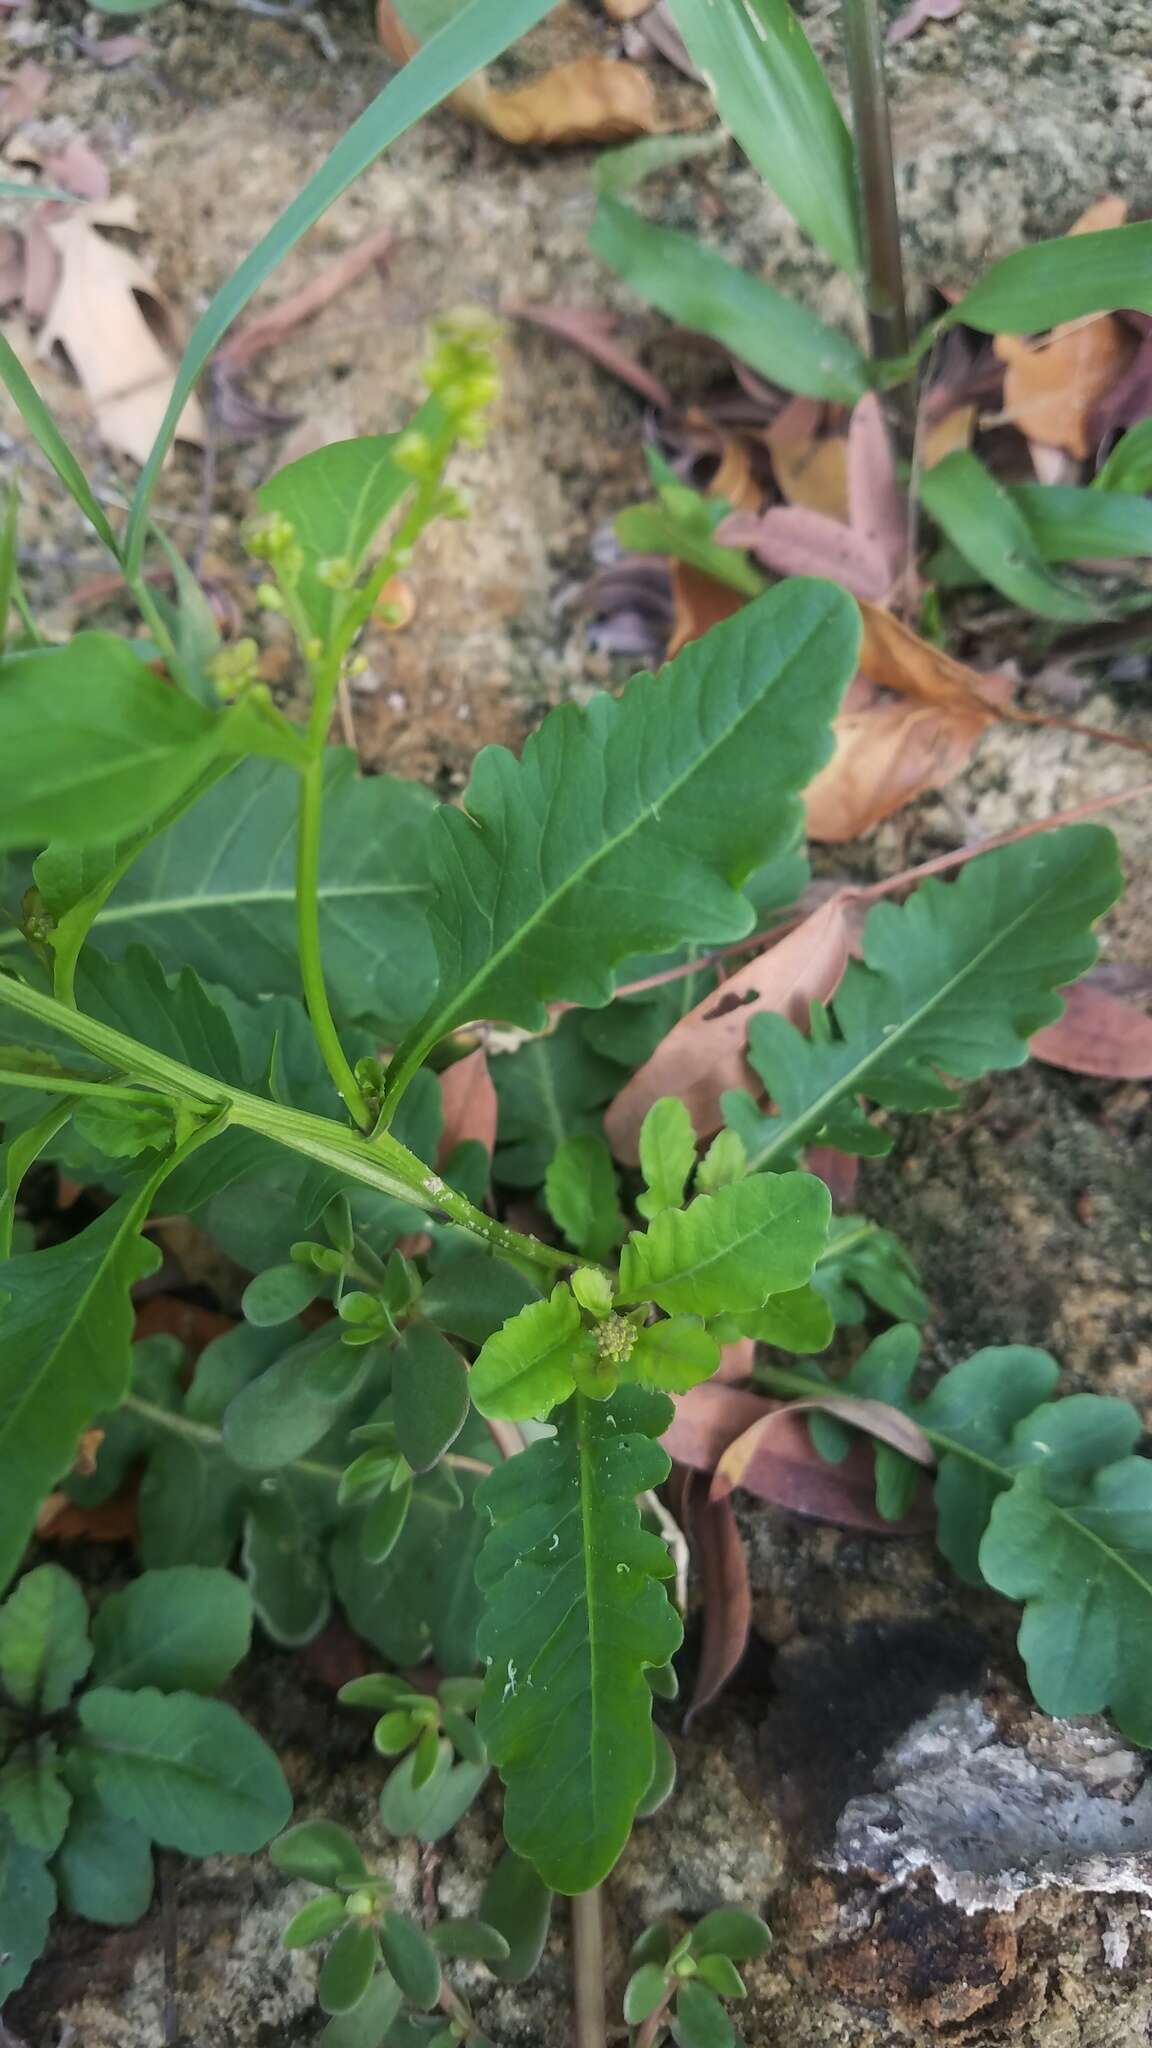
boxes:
[840,0,910,367]
[0,973,574,1277]
[123,1395,491,1479]
[129,572,191,695]
[0,1068,165,1103]
[296,732,372,1130]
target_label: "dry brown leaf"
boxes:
[217,225,394,369]
[996,320,1134,461]
[887,0,965,43]
[516,302,672,411]
[1031,981,1152,1078]
[666,1384,931,1534]
[712,1396,933,1500]
[993,194,1132,461]
[709,433,761,513]
[1069,195,1130,236]
[768,400,850,520]
[804,698,990,841]
[0,226,22,309]
[667,559,746,657]
[804,1145,859,1207]
[603,895,853,1159]
[469,54,661,144]
[719,506,891,600]
[38,194,204,463]
[848,392,906,590]
[858,599,1011,715]
[437,1046,499,1162]
[921,402,976,468]
[680,1475,751,1723]
[378,1,657,143]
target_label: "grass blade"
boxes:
[123,0,557,572]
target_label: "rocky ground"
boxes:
[3,0,1152,2042]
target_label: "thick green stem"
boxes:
[0,972,574,1277]
[840,0,910,367]
[296,734,372,1130]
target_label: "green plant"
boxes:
[0,1563,289,2000]
[0,0,1147,2027]
[588,0,1152,622]
[625,1909,771,2048]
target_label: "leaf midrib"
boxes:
[749,857,1095,1168]
[405,609,832,1064]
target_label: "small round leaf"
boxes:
[694,1954,746,1999]
[624,1962,669,2024]
[430,1917,511,1962]
[283,1894,349,1949]
[270,1820,368,1887]
[318,1922,379,2016]
[690,1908,771,1961]
[379,1910,442,2008]
[672,1980,735,2048]
[242,1264,319,1327]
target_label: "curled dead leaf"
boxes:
[603,895,854,1159]
[667,559,747,657]
[767,399,850,522]
[712,1396,934,1500]
[665,1384,932,1534]
[848,393,906,593]
[378,0,658,144]
[994,195,1134,461]
[680,1473,751,1723]
[1030,980,1152,1079]
[37,193,204,463]
[217,225,393,369]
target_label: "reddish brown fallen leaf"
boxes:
[667,559,747,658]
[39,136,110,202]
[666,1384,931,1534]
[887,0,965,44]
[623,0,699,78]
[379,1,657,143]
[299,1617,370,1691]
[767,401,850,522]
[804,1146,859,1207]
[713,1396,933,1499]
[36,1490,139,1544]
[718,506,892,600]
[437,1046,499,1163]
[716,1337,756,1384]
[1090,331,1152,444]
[216,226,394,369]
[848,393,906,592]
[1031,981,1152,1079]
[680,1473,751,1723]
[517,302,672,410]
[133,1294,233,1357]
[604,895,854,1158]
